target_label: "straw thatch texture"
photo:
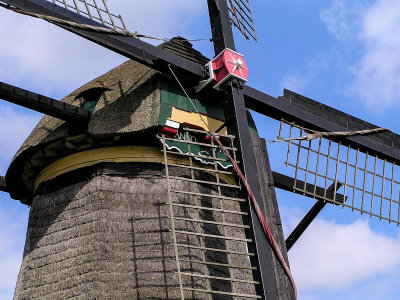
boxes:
[15,173,191,299]
[11,37,208,166]
[12,59,160,162]
[5,38,220,202]
[14,164,256,299]
[6,59,161,201]
[9,36,290,299]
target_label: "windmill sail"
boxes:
[48,0,126,30]
[278,119,400,225]
[227,0,257,41]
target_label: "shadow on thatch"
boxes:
[16,163,257,299]
[198,185,234,299]
[129,207,171,299]
[24,180,82,256]
[89,75,158,135]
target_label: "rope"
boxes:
[168,65,297,299]
[269,125,389,143]
[244,39,267,93]
[3,5,211,42]
[5,0,295,295]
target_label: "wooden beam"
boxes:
[0,176,8,193]
[207,1,292,298]
[2,0,204,81]
[243,86,400,165]
[252,137,295,299]
[207,0,235,53]
[0,81,90,123]
[6,0,399,167]
[285,183,343,251]
[272,171,346,204]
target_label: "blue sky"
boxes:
[1,0,400,299]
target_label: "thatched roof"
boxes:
[17,60,160,159]
[6,37,209,203]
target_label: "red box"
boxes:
[212,49,248,90]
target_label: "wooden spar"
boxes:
[0,176,8,193]
[0,81,90,123]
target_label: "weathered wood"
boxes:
[0,81,90,123]
[251,133,294,300]
[282,89,399,150]
[0,176,8,193]
[285,183,343,251]
[272,171,346,204]
[2,0,204,81]
[243,86,400,165]
[206,1,280,297]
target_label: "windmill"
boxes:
[0,0,399,299]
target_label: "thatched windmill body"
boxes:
[4,45,245,299]
[2,1,400,299]
[5,34,286,298]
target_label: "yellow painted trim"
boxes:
[34,146,235,191]
[169,107,227,135]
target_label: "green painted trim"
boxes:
[159,80,259,136]
[83,101,98,112]
[160,80,225,121]
[159,136,232,169]
[159,102,173,126]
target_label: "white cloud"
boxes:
[0,1,209,97]
[0,3,209,298]
[350,0,400,110]
[280,72,310,94]
[280,52,332,93]
[111,0,208,39]
[0,8,124,97]
[320,1,351,41]
[289,218,400,292]
[320,0,400,111]
[320,1,363,42]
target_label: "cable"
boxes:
[2,5,211,42]
[168,65,297,299]
[244,39,267,93]
[268,123,389,143]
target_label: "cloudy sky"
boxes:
[1,0,400,299]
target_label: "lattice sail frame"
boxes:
[49,0,126,30]
[227,0,257,41]
[278,120,400,225]
[162,128,262,299]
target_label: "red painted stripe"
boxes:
[159,126,178,137]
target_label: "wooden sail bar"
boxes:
[1,0,205,80]
[272,171,346,204]
[49,0,126,31]
[279,120,400,225]
[161,130,263,299]
[228,0,258,41]
[0,176,8,193]
[3,0,399,166]
[244,87,400,166]
[285,182,343,251]
[0,81,90,123]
